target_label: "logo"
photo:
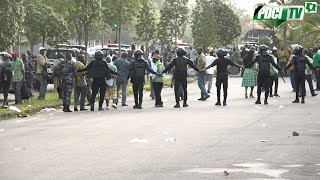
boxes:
[254,2,318,27]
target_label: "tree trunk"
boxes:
[283,24,288,48]
[42,36,45,47]
[84,23,89,62]
[74,20,82,44]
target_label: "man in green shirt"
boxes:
[11,51,25,104]
[313,47,320,90]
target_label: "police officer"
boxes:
[128,49,158,109]
[205,49,243,106]
[78,50,118,111]
[285,45,316,104]
[162,48,199,108]
[59,53,76,112]
[246,44,282,105]
[22,53,34,91]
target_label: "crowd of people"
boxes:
[0,43,319,112]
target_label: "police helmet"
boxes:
[134,49,143,59]
[95,50,104,60]
[216,48,227,58]
[176,48,186,57]
[259,44,268,53]
[294,45,303,55]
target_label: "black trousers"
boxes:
[174,78,187,104]
[305,74,316,95]
[91,78,106,107]
[132,80,144,105]
[257,73,271,100]
[1,81,11,104]
[153,82,163,105]
[295,72,306,100]
[216,77,228,102]
[316,69,320,90]
[270,74,278,95]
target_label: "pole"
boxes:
[118,0,122,54]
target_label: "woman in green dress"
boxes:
[241,48,257,98]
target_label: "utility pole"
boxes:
[118,0,122,54]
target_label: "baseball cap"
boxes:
[11,51,18,55]
[39,47,46,51]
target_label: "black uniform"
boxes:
[128,57,157,109]
[78,51,117,111]
[285,47,315,103]
[163,55,199,108]
[206,52,242,106]
[246,46,281,105]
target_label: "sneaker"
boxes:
[112,104,117,109]
[312,93,318,97]
[198,98,205,101]
[274,94,280,97]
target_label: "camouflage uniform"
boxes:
[60,60,76,107]
[23,59,35,90]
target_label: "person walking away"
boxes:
[205,49,243,106]
[11,52,25,104]
[278,45,290,76]
[22,53,34,91]
[312,46,320,90]
[205,51,216,94]
[196,47,210,101]
[270,48,280,97]
[59,53,76,112]
[0,54,12,107]
[114,52,130,106]
[246,44,282,105]
[128,50,158,109]
[241,47,257,98]
[152,54,165,107]
[162,48,199,108]
[52,54,64,100]
[105,57,118,110]
[285,45,316,103]
[304,49,318,97]
[74,55,88,111]
[36,47,50,100]
[78,51,118,111]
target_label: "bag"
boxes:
[106,78,114,87]
[21,81,32,100]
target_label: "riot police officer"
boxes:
[128,49,158,109]
[162,48,199,108]
[246,44,282,105]
[78,51,118,111]
[285,45,316,103]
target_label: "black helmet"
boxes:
[95,50,104,60]
[294,45,303,55]
[216,48,227,58]
[259,44,268,53]
[176,48,186,56]
[134,49,143,59]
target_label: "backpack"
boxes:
[21,81,32,100]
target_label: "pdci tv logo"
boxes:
[254,2,318,27]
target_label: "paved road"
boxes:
[1,77,320,180]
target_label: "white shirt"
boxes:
[189,49,196,62]
[205,56,216,75]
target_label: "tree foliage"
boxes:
[134,0,157,43]
[0,0,25,51]
[158,0,189,45]
[191,0,241,49]
[24,4,70,47]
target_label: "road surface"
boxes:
[1,77,320,180]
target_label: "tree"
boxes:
[191,0,241,49]
[24,4,70,47]
[0,0,25,51]
[135,0,157,44]
[158,0,189,46]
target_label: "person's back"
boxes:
[215,58,233,78]
[257,52,273,75]
[173,56,190,80]
[292,54,308,73]
[130,58,147,80]
[91,59,110,79]
[114,58,129,82]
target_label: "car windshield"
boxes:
[46,50,72,59]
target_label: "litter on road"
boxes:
[40,108,56,113]
[130,138,148,143]
[224,170,229,176]
[9,106,22,113]
[293,131,299,136]
[278,105,284,109]
[261,140,268,142]
[164,137,176,143]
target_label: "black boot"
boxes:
[183,101,189,107]
[133,103,139,109]
[174,103,180,108]
[255,96,261,104]
[90,104,94,111]
[98,104,104,111]
[292,99,299,103]
[64,106,72,112]
[138,102,143,109]
[223,98,227,106]
[301,97,305,104]
[62,104,66,112]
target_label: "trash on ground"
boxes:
[9,106,22,113]
[293,131,299,136]
[130,138,148,143]
[18,114,28,118]
[224,170,229,176]
[40,108,56,113]
[279,105,284,109]
[261,140,268,142]
[165,137,176,143]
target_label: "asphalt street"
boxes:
[0,77,320,180]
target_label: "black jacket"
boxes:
[206,58,242,78]
[78,59,117,79]
[163,56,198,80]
[246,52,281,76]
[128,58,157,82]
